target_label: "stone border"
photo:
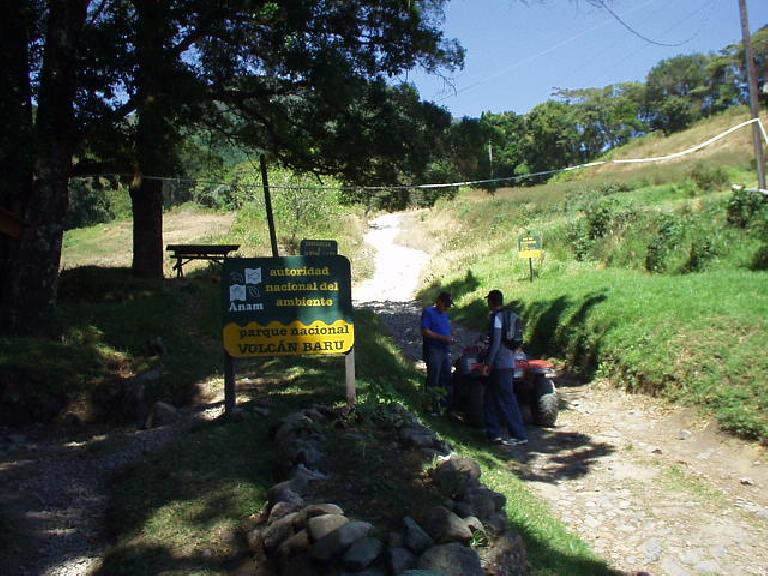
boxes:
[241,403,529,576]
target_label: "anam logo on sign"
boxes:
[222,255,354,357]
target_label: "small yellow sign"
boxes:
[518,233,543,259]
[223,319,355,357]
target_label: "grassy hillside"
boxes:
[413,108,768,440]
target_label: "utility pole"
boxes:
[739,0,766,191]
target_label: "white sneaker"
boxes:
[502,438,528,447]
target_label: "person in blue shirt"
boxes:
[421,291,456,413]
[481,289,528,446]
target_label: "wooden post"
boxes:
[345,347,356,407]
[739,0,766,190]
[224,351,236,414]
[260,153,280,257]
[529,258,534,283]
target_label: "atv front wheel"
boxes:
[531,376,558,427]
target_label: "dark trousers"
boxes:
[424,345,452,408]
[483,368,527,440]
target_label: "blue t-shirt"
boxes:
[421,305,452,350]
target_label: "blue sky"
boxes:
[406,0,768,118]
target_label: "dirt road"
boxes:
[357,211,768,576]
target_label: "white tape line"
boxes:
[757,118,768,147]
[612,118,758,164]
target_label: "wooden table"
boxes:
[165,243,240,277]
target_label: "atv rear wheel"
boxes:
[531,376,558,427]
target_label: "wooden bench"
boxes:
[166,243,240,277]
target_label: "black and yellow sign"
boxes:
[518,232,543,259]
[222,255,354,357]
[300,239,338,255]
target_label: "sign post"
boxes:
[517,232,543,283]
[222,255,355,409]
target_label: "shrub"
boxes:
[727,188,765,228]
[644,214,683,272]
[566,219,593,261]
[751,244,768,271]
[688,163,729,192]
[683,239,717,272]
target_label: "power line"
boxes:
[591,0,707,47]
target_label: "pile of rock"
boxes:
[242,404,528,576]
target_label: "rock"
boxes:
[282,553,320,576]
[677,429,692,440]
[389,545,417,574]
[343,536,383,570]
[453,501,475,518]
[275,413,317,443]
[144,401,179,428]
[463,486,505,521]
[283,438,324,468]
[268,485,303,508]
[477,531,529,576]
[403,516,435,553]
[739,477,754,486]
[422,506,472,543]
[694,560,721,574]
[484,511,508,535]
[417,542,484,576]
[463,516,484,534]
[268,501,304,523]
[263,512,299,552]
[431,457,482,497]
[307,513,349,541]
[246,528,264,553]
[311,520,374,561]
[642,538,662,563]
[292,503,344,528]
[278,529,311,559]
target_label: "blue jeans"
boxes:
[424,345,452,408]
[484,368,527,440]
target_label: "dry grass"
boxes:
[61,208,236,275]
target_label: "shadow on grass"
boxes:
[420,269,481,307]
[522,292,609,383]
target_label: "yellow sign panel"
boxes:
[518,248,543,259]
[223,319,355,357]
[518,233,543,259]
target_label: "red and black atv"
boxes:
[451,344,559,428]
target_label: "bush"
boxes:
[751,244,768,271]
[688,163,729,192]
[645,214,683,272]
[683,239,717,272]
[727,188,765,228]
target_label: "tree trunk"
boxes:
[0,0,89,336]
[130,177,164,278]
[131,0,174,279]
[0,1,35,318]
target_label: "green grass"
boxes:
[97,311,614,576]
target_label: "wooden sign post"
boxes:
[517,232,543,283]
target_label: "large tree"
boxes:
[0,1,89,337]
